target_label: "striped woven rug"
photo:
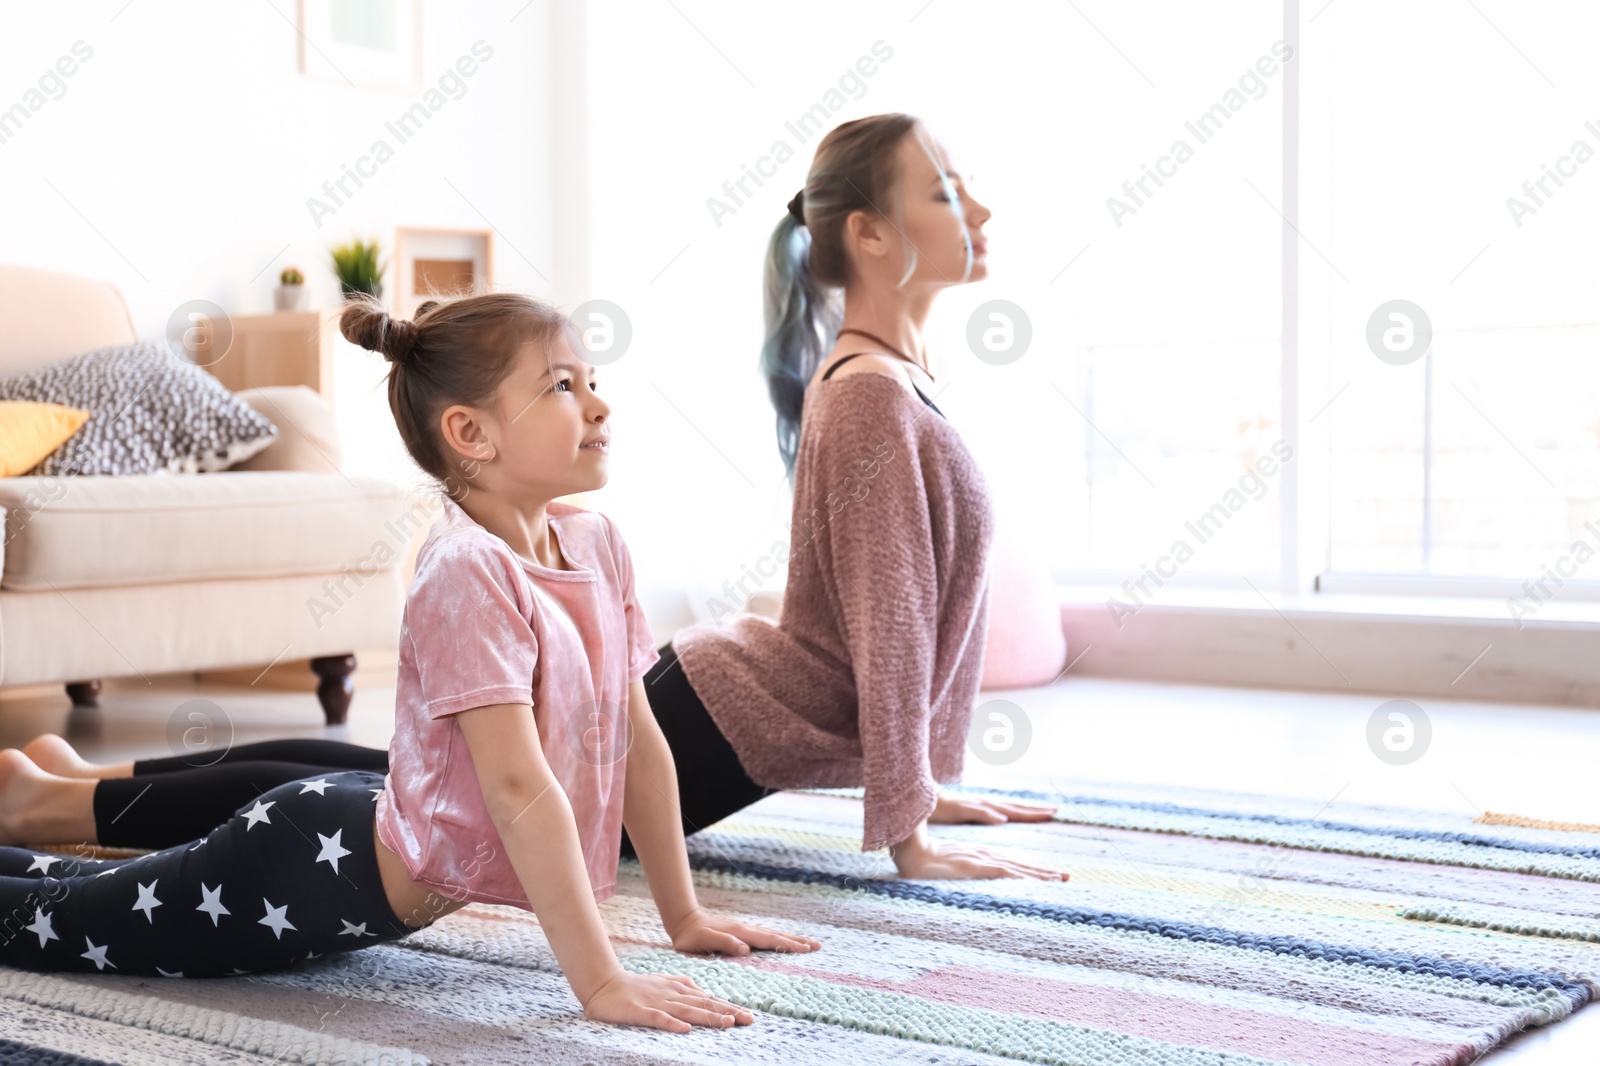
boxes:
[3,781,1598,1065]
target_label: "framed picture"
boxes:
[394,227,494,318]
[298,0,423,90]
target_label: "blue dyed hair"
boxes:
[759,112,926,478]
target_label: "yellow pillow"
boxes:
[0,401,91,477]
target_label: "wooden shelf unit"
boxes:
[201,309,336,399]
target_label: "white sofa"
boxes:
[0,265,408,723]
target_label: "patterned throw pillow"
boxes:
[0,342,279,475]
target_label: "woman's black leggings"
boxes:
[621,642,774,858]
[90,644,772,855]
[94,739,392,849]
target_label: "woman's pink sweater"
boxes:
[673,372,996,852]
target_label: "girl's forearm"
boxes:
[489,780,623,1003]
[621,721,701,936]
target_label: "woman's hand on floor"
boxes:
[929,793,1058,825]
[892,830,1070,882]
[667,907,822,956]
[583,969,755,1033]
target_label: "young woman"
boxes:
[652,113,1070,881]
[0,293,818,1033]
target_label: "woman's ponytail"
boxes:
[756,113,921,480]
[760,210,839,478]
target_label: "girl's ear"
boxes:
[439,404,496,464]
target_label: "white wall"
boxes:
[0,0,559,489]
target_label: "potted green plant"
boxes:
[274,266,308,312]
[330,238,386,299]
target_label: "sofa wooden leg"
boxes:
[66,680,102,707]
[310,655,357,726]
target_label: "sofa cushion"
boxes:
[232,385,344,474]
[0,342,278,475]
[0,471,421,591]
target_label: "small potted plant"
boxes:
[330,237,386,299]
[274,266,308,312]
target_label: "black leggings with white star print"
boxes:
[0,770,409,978]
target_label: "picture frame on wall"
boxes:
[394,227,494,318]
[298,0,423,90]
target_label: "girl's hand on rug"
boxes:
[929,794,1058,825]
[667,907,823,956]
[583,970,755,1033]
[892,831,1070,881]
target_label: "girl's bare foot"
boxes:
[21,734,131,779]
[0,748,99,846]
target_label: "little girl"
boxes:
[0,291,818,1033]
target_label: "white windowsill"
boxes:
[1053,581,1600,705]
[1055,582,1600,629]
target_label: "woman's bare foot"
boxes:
[0,748,99,846]
[21,734,132,780]
[0,749,35,845]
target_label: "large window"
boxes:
[1321,2,1600,584]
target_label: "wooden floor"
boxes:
[2,673,1596,1062]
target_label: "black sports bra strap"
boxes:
[820,352,870,380]
[820,353,944,418]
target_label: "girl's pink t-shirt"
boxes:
[375,495,659,909]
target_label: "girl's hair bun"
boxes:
[339,293,420,365]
